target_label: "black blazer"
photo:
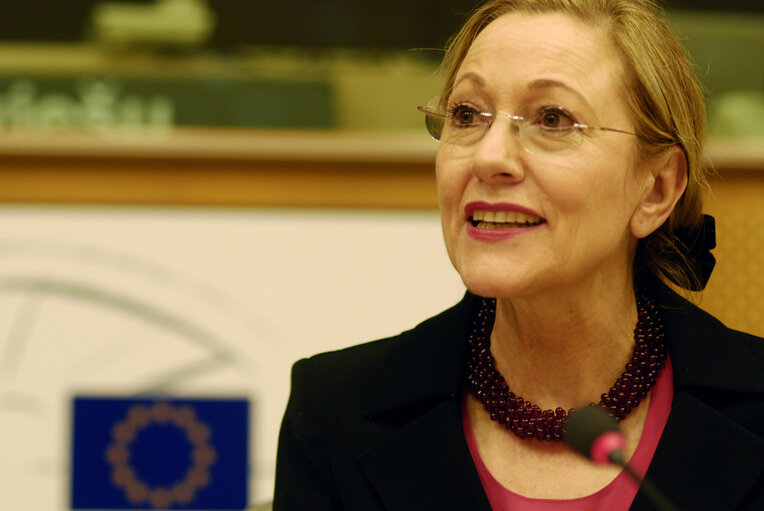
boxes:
[274,287,764,510]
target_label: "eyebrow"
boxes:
[452,74,593,111]
[452,71,485,90]
[527,78,592,109]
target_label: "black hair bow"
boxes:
[672,214,716,291]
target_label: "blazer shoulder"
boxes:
[730,328,764,359]
[688,299,764,364]
[657,285,763,381]
[287,293,476,415]
[296,295,469,379]
[683,299,764,373]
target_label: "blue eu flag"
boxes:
[71,396,249,509]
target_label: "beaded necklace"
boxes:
[466,293,666,441]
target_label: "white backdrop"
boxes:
[0,205,466,509]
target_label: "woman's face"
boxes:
[437,12,647,299]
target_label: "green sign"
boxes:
[0,75,335,130]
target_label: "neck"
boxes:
[490,280,639,411]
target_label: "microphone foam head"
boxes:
[564,405,621,461]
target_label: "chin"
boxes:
[458,269,530,299]
[465,283,523,299]
[450,248,534,298]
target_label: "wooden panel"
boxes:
[0,128,439,209]
[0,154,438,209]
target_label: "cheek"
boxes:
[542,152,639,240]
[435,150,469,259]
[435,150,467,218]
[536,159,590,217]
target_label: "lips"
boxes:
[465,202,546,230]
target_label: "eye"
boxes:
[535,107,576,129]
[448,104,483,127]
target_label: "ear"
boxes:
[630,145,688,239]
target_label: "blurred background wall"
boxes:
[0,1,761,509]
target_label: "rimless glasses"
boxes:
[417,103,637,155]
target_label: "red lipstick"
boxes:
[464,201,545,242]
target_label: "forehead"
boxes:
[456,12,625,108]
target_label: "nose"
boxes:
[470,116,525,184]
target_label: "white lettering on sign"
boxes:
[0,79,175,130]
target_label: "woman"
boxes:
[274,1,764,509]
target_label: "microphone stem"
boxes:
[609,451,680,511]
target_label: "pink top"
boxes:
[463,357,674,511]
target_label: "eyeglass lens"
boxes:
[426,109,584,155]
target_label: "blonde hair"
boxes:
[439,0,710,290]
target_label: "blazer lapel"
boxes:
[632,391,764,511]
[357,292,492,510]
[358,399,493,511]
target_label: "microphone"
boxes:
[564,405,680,511]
